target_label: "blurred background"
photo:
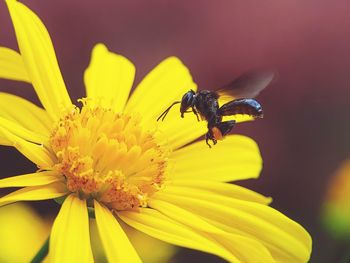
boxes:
[1,0,350,262]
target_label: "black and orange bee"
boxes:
[157,71,274,147]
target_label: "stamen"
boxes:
[50,99,168,210]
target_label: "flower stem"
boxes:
[30,236,49,263]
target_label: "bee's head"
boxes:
[157,90,196,122]
[180,90,196,117]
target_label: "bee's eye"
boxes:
[180,92,194,113]
[182,93,193,103]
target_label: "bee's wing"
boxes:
[217,70,274,102]
[217,70,274,123]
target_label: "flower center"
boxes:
[50,99,168,211]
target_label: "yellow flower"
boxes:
[0,0,312,262]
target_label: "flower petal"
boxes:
[118,208,239,262]
[0,47,29,82]
[84,43,135,112]
[0,135,10,146]
[148,199,224,234]
[164,180,271,204]
[0,182,67,207]
[148,199,275,263]
[168,135,262,182]
[0,92,52,136]
[222,114,255,123]
[0,127,55,168]
[125,57,205,149]
[0,171,63,188]
[211,233,275,263]
[155,191,312,263]
[94,200,141,263]
[5,0,72,120]
[125,57,195,120]
[49,195,93,263]
[0,116,48,144]
[155,105,207,150]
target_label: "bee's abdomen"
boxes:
[218,98,263,118]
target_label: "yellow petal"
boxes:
[49,195,94,263]
[0,171,63,188]
[148,199,274,263]
[94,201,141,263]
[0,127,54,169]
[0,92,52,136]
[118,222,177,263]
[0,116,48,145]
[155,103,207,150]
[118,208,239,262]
[0,47,29,82]
[148,199,224,234]
[125,57,205,149]
[223,114,255,123]
[158,186,265,213]
[156,191,312,263]
[164,180,271,204]
[5,0,72,120]
[125,57,195,119]
[0,182,67,207]
[84,43,135,112]
[0,130,11,146]
[168,135,262,182]
[211,233,275,263]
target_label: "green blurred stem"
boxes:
[88,206,95,218]
[31,236,49,263]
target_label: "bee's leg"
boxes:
[205,120,235,147]
[205,129,217,148]
[192,107,200,121]
[205,134,212,148]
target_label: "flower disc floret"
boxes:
[50,99,168,210]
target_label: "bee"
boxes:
[157,70,274,147]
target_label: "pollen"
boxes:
[212,127,223,140]
[50,99,168,211]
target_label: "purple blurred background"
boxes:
[1,0,350,262]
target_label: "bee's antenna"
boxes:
[157,101,181,121]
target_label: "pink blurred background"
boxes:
[1,0,350,262]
